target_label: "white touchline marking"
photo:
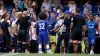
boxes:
[0,53,20,56]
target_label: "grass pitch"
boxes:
[0,53,100,56]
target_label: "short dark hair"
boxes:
[0,15,2,19]
[75,8,80,13]
[59,16,64,19]
[95,14,99,16]
[89,14,94,17]
[51,12,55,14]
[42,7,45,9]
[39,12,47,20]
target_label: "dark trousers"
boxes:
[3,35,10,52]
[55,32,69,53]
[30,40,38,53]
[0,36,3,52]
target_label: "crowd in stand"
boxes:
[0,0,100,54]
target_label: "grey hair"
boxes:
[23,11,29,16]
[16,12,22,18]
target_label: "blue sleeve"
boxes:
[36,22,39,35]
[55,20,57,24]
[47,21,50,31]
[46,21,49,31]
[86,22,88,28]
[95,22,98,28]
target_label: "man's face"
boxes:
[45,0,49,3]
[15,3,18,6]
[32,2,36,6]
[89,10,92,14]
[0,16,2,20]
[12,8,16,13]
[5,15,10,20]
[95,15,99,18]
[53,8,56,12]
[51,13,56,19]
[89,15,94,20]
[64,14,69,17]
[42,8,45,12]
[61,13,64,17]
[23,12,27,17]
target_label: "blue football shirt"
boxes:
[48,19,57,35]
[36,20,48,35]
[86,21,98,37]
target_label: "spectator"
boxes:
[97,2,100,13]
[28,0,32,6]
[52,8,57,13]
[83,1,92,12]
[13,0,18,3]
[24,1,29,10]
[56,3,63,13]
[95,14,100,22]
[88,10,93,15]
[0,0,3,9]
[24,0,28,4]
[83,10,90,22]
[63,1,69,12]
[24,0,32,11]
[31,1,39,16]
[49,0,57,12]
[28,7,36,22]
[68,0,77,14]
[49,0,57,7]
[11,8,17,21]
[14,2,21,12]
[41,0,50,11]
[41,7,46,13]
[0,5,6,16]
[18,0,24,11]
[80,1,84,7]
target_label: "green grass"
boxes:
[0,53,6,55]
[0,53,100,56]
[14,54,100,56]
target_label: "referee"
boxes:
[67,8,86,53]
[15,11,31,53]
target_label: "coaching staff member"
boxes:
[67,8,86,53]
[15,11,31,53]
[55,10,72,53]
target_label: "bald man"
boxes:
[15,11,31,53]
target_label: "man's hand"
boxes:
[10,34,14,38]
[36,35,38,40]
[50,30,53,32]
[59,32,62,35]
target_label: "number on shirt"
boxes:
[39,23,45,29]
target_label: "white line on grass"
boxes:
[0,53,20,56]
